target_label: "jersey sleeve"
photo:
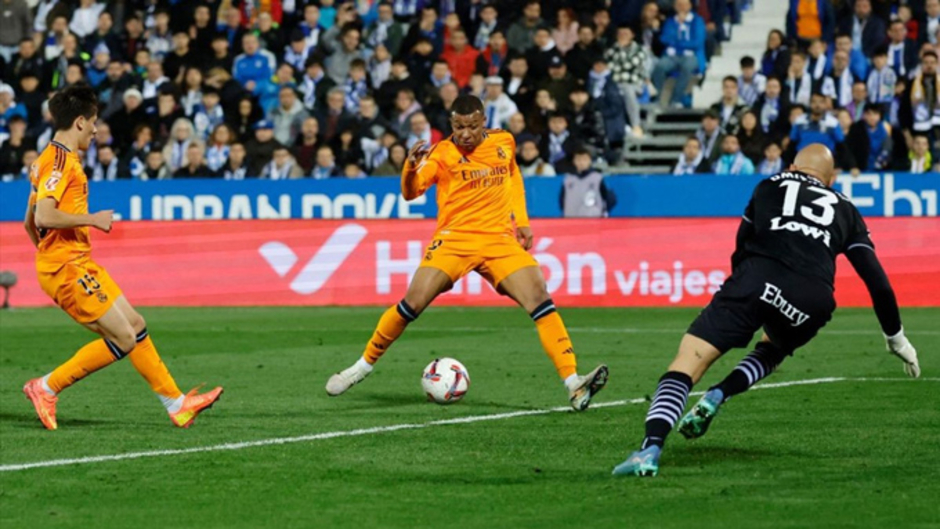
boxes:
[842,204,875,253]
[35,149,72,204]
[508,137,530,228]
[401,147,442,199]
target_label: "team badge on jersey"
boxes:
[45,170,63,191]
[496,147,507,160]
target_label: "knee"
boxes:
[401,293,428,317]
[110,327,138,354]
[131,313,146,334]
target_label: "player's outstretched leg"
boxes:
[613,334,721,477]
[326,268,451,396]
[679,338,787,439]
[499,267,608,411]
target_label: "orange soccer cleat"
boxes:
[23,378,58,430]
[169,386,224,428]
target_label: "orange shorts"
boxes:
[38,259,123,324]
[419,232,539,288]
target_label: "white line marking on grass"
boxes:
[326,327,940,336]
[2,377,936,473]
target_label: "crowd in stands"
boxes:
[676,0,940,175]
[0,0,935,184]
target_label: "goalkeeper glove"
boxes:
[885,328,921,378]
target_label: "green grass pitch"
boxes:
[1,307,938,528]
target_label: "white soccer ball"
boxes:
[422,357,470,404]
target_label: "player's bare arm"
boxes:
[34,197,114,233]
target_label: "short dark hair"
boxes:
[723,75,738,85]
[924,50,939,61]
[572,146,592,158]
[740,56,755,68]
[451,95,484,116]
[49,85,98,131]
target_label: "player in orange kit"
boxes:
[21,85,222,430]
[326,95,608,410]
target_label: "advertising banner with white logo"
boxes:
[1,218,936,307]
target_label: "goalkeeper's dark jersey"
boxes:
[732,170,873,287]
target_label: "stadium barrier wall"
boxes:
[1,218,937,308]
[0,173,936,221]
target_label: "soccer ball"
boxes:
[422,358,470,404]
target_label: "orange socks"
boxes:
[128,330,182,401]
[531,301,578,380]
[362,301,417,364]
[46,338,124,394]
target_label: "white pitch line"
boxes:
[1,377,936,473]
[295,327,940,336]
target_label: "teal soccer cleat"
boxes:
[612,445,661,477]
[678,388,724,439]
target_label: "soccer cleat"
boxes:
[612,445,661,477]
[169,386,223,428]
[678,388,724,439]
[568,364,609,411]
[23,378,58,430]
[326,364,371,396]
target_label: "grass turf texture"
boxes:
[1,307,938,528]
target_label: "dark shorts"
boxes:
[687,257,836,354]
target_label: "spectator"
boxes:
[343,163,367,178]
[786,0,836,49]
[422,59,453,106]
[757,141,784,175]
[219,7,247,56]
[245,119,284,176]
[540,56,579,111]
[189,4,217,62]
[44,15,69,62]
[569,86,606,157]
[832,33,870,81]
[527,28,561,82]
[566,25,604,82]
[919,0,940,46]
[121,124,152,179]
[737,110,766,165]
[365,2,405,57]
[174,141,213,178]
[90,143,120,181]
[738,56,767,107]
[840,0,886,57]
[406,38,436,86]
[271,85,309,146]
[12,149,37,182]
[0,116,32,179]
[372,142,406,176]
[207,34,234,72]
[142,61,169,100]
[333,127,365,169]
[761,29,791,81]
[639,2,665,74]
[162,118,197,173]
[0,82,27,134]
[587,58,627,161]
[672,136,711,174]
[713,135,755,174]
[234,33,277,91]
[300,58,337,111]
[0,0,32,64]
[221,142,249,180]
[404,112,442,149]
[256,13,285,54]
[154,90,186,144]
[293,116,321,174]
[193,88,226,141]
[144,150,171,180]
[180,67,205,116]
[298,3,323,50]
[789,93,844,153]
[507,112,528,137]
[695,110,726,166]
[6,38,43,84]
[711,76,748,135]
[262,145,304,179]
[858,105,893,170]
[283,29,312,73]
[552,8,579,55]
[441,29,480,89]
[391,88,422,137]
[353,95,393,140]
[506,1,544,55]
[146,9,173,61]
[867,46,897,105]
[903,50,939,135]
[311,145,340,178]
[15,73,43,130]
[503,55,536,115]
[785,51,813,107]
[84,120,112,173]
[517,136,557,177]
[425,80,457,134]
[846,81,869,121]
[402,6,444,57]
[805,39,829,83]
[887,20,920,79]
[560,147,616,218]
[606,24,648,137]
[477,30,509,79]
[362,130,399,173]
[326,26,363,84]
[540,112,579,170]
[593,8,616,48]
[905,134,934,172]
[369,44,393,91]
[825,50,856,109]
[472,4,499,51]
[85,44,110,89]
[206,124,234,173]
[482,76,518,130]
[652,0,706,108]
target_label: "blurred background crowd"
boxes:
[0,0,937,183]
